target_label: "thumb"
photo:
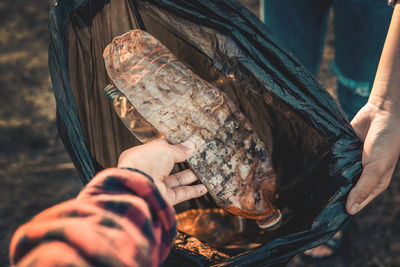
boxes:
[350,109,371,141]
[170,140,196,163]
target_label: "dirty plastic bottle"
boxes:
[103,30,281,229]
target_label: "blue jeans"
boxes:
[264,0,392,120]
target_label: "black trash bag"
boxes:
[49,0,363,265]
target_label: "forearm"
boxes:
[346,4,400,214]
[10,168,176,267]
[370,3,400,113]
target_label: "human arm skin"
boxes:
[346,3,400,214]
[10,139,207,267]
[117,139,207,206]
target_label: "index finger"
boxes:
[346,162,388,214]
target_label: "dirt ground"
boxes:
[0,1,82,266]
[0,1,399,266]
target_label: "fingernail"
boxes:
[180,140,195,150]
[200,184,208,194]
[350,203,360,214]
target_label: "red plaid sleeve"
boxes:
[9,168,177,267]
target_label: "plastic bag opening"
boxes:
[50,0,362,265]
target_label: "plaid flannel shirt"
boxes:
[9,168,177,267]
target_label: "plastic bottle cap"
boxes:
[256,210,282,229]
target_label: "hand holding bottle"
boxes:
[117,138,208,206]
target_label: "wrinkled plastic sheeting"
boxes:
[49,0,363,265]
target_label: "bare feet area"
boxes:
[0,1,399,266]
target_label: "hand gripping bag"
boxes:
[48,0,363,265]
